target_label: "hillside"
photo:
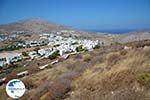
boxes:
[0,40,150,100]
[115,31,150,43]
[0,18,72,34]
[0,18,113,45]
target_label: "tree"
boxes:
[48,50,60,60]
[93,45,100,49]
[76,45,84,52]
[75,45,88,52]
[22,52,28,56]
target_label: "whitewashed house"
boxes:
[28,51,39,59]
[9,53,22,63]
[38,48,53,58]
[81,40,100,50]
[0,53,23,66]
[56,44,73,56]
[0,58,7,67]
[26,41,39,47]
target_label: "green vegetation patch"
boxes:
[93,45,100,49]
[8,63,22,69]
[48,50,60,60]
[138,73,150,84]
[137,72,150,89]
[22,51,28,56]
[76,45,87,52]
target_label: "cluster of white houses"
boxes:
[0,53,22,67]
[28,33,104,59]
[0,31,104,67]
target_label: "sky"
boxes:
[0,0,150,31]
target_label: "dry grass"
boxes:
[83,54,91,62]
[106,52,121,66]
[1,41,150,100]
[67,48,150,100]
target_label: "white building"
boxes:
[38,48,53,58]
[28,51,39,59]
[0,58,7,67]
[0,53,22,67]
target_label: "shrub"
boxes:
[23,79,37,89]
[54,44,60,47]
[8,64,22,69]
[6,71,17,82]
[93,45,100,49]
[4,43,22,51]
[22,51,28,56]
[47,82,71,100]
[48,50,60,60]
[84,48,88,52]
[29,80,51,99]
[89,55,104,65]
[138,73,150,89]
[120,50,127,56]
[74,54,82,59]
[27,66,40,74]
[43,72,73,100]
[34,47,40,54]
[37,62,40,66]
[66,62,89,73]
[76,45,85,52]
[47,64,52,69]
[83,55,91,62]
[107,53,120,66]
[71,42,78,45]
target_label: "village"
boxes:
[0,30,104,68]
[0,31,104,81]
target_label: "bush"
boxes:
[76,45,85,52]
[138,73,150,89]
[120,50,127,56]
[71,42,78,45]
[34,47,40,54]
[93,45,100,49]
[107,53,120,66]
[74,54,82,59]
[47,64,52,69]
[23,79,37,89]
[29,80,51,100]
[8,64,22,69]
[54,44,60,47]
[66,62,89,73]
[22,51,28,56]
[48,50,60,60]
[27,66,40,74]
[47,82,71,100]
[83,55,91,62]
[89,55,104,65]
[6,71,17,82]
[4,43,22,51]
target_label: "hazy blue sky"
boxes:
[0,0,150,30]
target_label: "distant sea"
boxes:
[82,29,142,34]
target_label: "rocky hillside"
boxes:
[0,18,72,34]
[117,31,150,43]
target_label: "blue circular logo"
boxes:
[6,79,26,99]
